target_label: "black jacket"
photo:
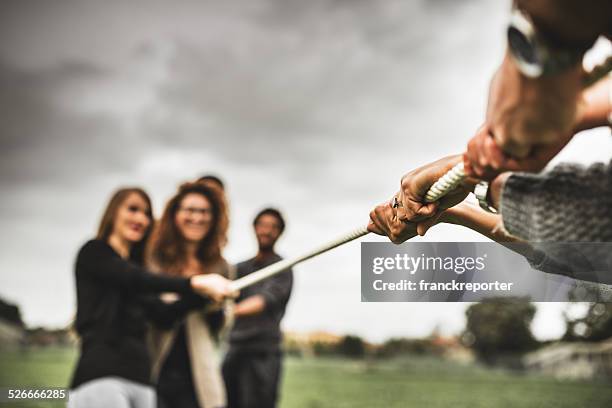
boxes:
[70,239,208,388]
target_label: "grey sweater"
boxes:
[501,159,612,242]
[228,254,293,351]
[499,160,612,291]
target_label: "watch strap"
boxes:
[474,181,498,214]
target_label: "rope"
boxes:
[230,226,369,291]
[424,162,465,203]
[229,58,612,292]
[229,167,463,292]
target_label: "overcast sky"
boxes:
[1,0,611,343]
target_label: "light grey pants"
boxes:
[68,377,155,408]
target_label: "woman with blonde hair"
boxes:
[147,181,232,408]
[69,187,234,408]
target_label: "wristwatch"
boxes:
[474,181,498,214]
[507,8,584,78]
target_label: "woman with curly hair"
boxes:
[147,182,232,408]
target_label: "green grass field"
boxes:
[1,347,611,408]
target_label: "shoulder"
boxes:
[235,258,256,275]
[274,254,294,276]
[208,258,232,277]
[76,239,119,268]
[78,239,111,258]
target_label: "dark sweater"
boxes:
[70,239,208,389]
[228,254,293,351]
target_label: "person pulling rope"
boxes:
[230,58,612,293]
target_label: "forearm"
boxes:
[234,295,266,317]
[440,202,519,243]
[438,202,546,272]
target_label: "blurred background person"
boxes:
[147,182,232,408]
[198,174,230,250]
[69,187,233,408]
[197,175,226,192]
[222,208,293,408]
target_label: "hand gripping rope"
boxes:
[230,163,465,292]
[229,58,612,292]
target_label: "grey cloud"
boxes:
[0,60,136,188]
[138,4,451,170]
[134,0,503,192]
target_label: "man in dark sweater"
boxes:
[222,208,293,408]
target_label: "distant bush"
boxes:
[312,340,338,356]
[464,297,538,364]
[337,335,366,358]
[376,337,434,358]
[0,298,24,327]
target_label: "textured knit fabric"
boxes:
[501,159,612,242]
[520,242,612,286]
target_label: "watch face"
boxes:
[507,25,544,78]
[508,26,539,66]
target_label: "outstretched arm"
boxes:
[77,240,235,302]
[233,295,266,317]
[142,293,209,330]
[233,269,293,318]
